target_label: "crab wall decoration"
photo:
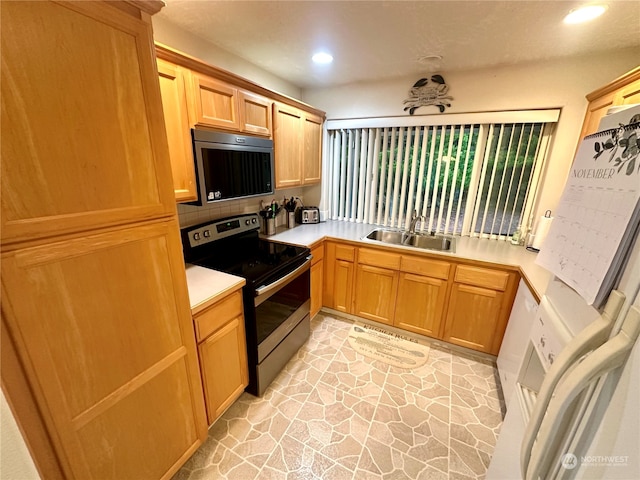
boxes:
[403,75,453,114]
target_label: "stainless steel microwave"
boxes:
[190,129,274,206]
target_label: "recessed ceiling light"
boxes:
[563,5,607,24]
[312,52,333,64]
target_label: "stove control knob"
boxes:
[245,220,250,225]
[193,232,201,241]
[251,218,257,224]
[203,230,211,238]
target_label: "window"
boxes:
[323,111,557,240]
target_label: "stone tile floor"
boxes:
[174,313,505,480]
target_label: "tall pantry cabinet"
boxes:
[1,2,207,479]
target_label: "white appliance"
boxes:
[497,279,540,405]
[488,108,640,479]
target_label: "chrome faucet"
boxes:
[408,211,426,234]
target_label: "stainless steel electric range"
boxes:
[181,213,311,396]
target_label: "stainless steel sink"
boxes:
[364,228,456,253]
[405,233,454,251]
[364,229,407,244]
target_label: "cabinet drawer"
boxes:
[311,244,324,265]
[358,248,401,270]
[334,244,356,262]
[454,265,510,291]
[400,255,451,280]
[194,290,243,341]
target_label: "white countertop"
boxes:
[184,220,552,313]
[264,220,552,300]
[184,264,245,314]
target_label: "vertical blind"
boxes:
[324,120,553,240]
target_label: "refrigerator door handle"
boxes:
[524,305,640,480]
[520,291,626,477]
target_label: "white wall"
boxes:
[152,17,302,100]
[302,48,640,223]
[1,392,40,480]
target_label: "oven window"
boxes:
[255,270,309,345]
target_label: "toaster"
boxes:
[295,206,320,224]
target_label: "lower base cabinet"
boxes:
[443,283,504,353]
[353,264,398,325]
[395,272,448,337]
[323,242,356,314]
[193,289,248,425]
[310,244,324,319]
[323,241,519,355]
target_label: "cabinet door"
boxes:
[273,103,303,188]
[443,283,504,353]
[615,78,640,105]
[311,261,324,319]
[1,1,176,245]
[310,244,324,319]
[333,260,355,314]
[239,90,272,137]
[190,72,239,130]
[198,316,248,424]
[395,272,448,338]
[579,91,616,139]
[302,113,323,185]
[354,264,399,325]
[1,220,207,479]
[157,59,197,203]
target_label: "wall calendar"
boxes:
[536,122,640,306]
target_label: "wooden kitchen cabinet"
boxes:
[239,89,273,136]
[354,264,399,325]
[353,248,401,325]
[310,243,324,319]
[579,67,640,139]
[1,2,208,479]
[394,255,451,337]
[194,289,248,424]
[322,241,518,354]
[443,283,505,353]
[274,102,304,188]
[303,113,323,184]
[157,58,198,202]
[323,242,356,313]
[189,72,239,130]
[274,103,324,188]
[442,264,517,354]
[188,72,274,136]
[1,0,177,246]
[2,220,207,479]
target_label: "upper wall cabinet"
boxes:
[154,44,325,199]
[274,103,323,189]
[579,67,640,139]
[274,102,304,188]
[303,113,323,185]
[238,90,272,137]
[1,1,177,245]
[187,72,273,137]
[157,59,198,202]
[189,72,240,131]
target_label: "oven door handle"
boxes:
[255,255,312,299]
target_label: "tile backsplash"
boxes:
[177,187,308,229]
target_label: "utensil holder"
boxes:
[263,217,276,235]
[287,212,296,229]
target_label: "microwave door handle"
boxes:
[520,291,625,477]
[254,256,312,301]
[524,305,640,480]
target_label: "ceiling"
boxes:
[158,1,640,89]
